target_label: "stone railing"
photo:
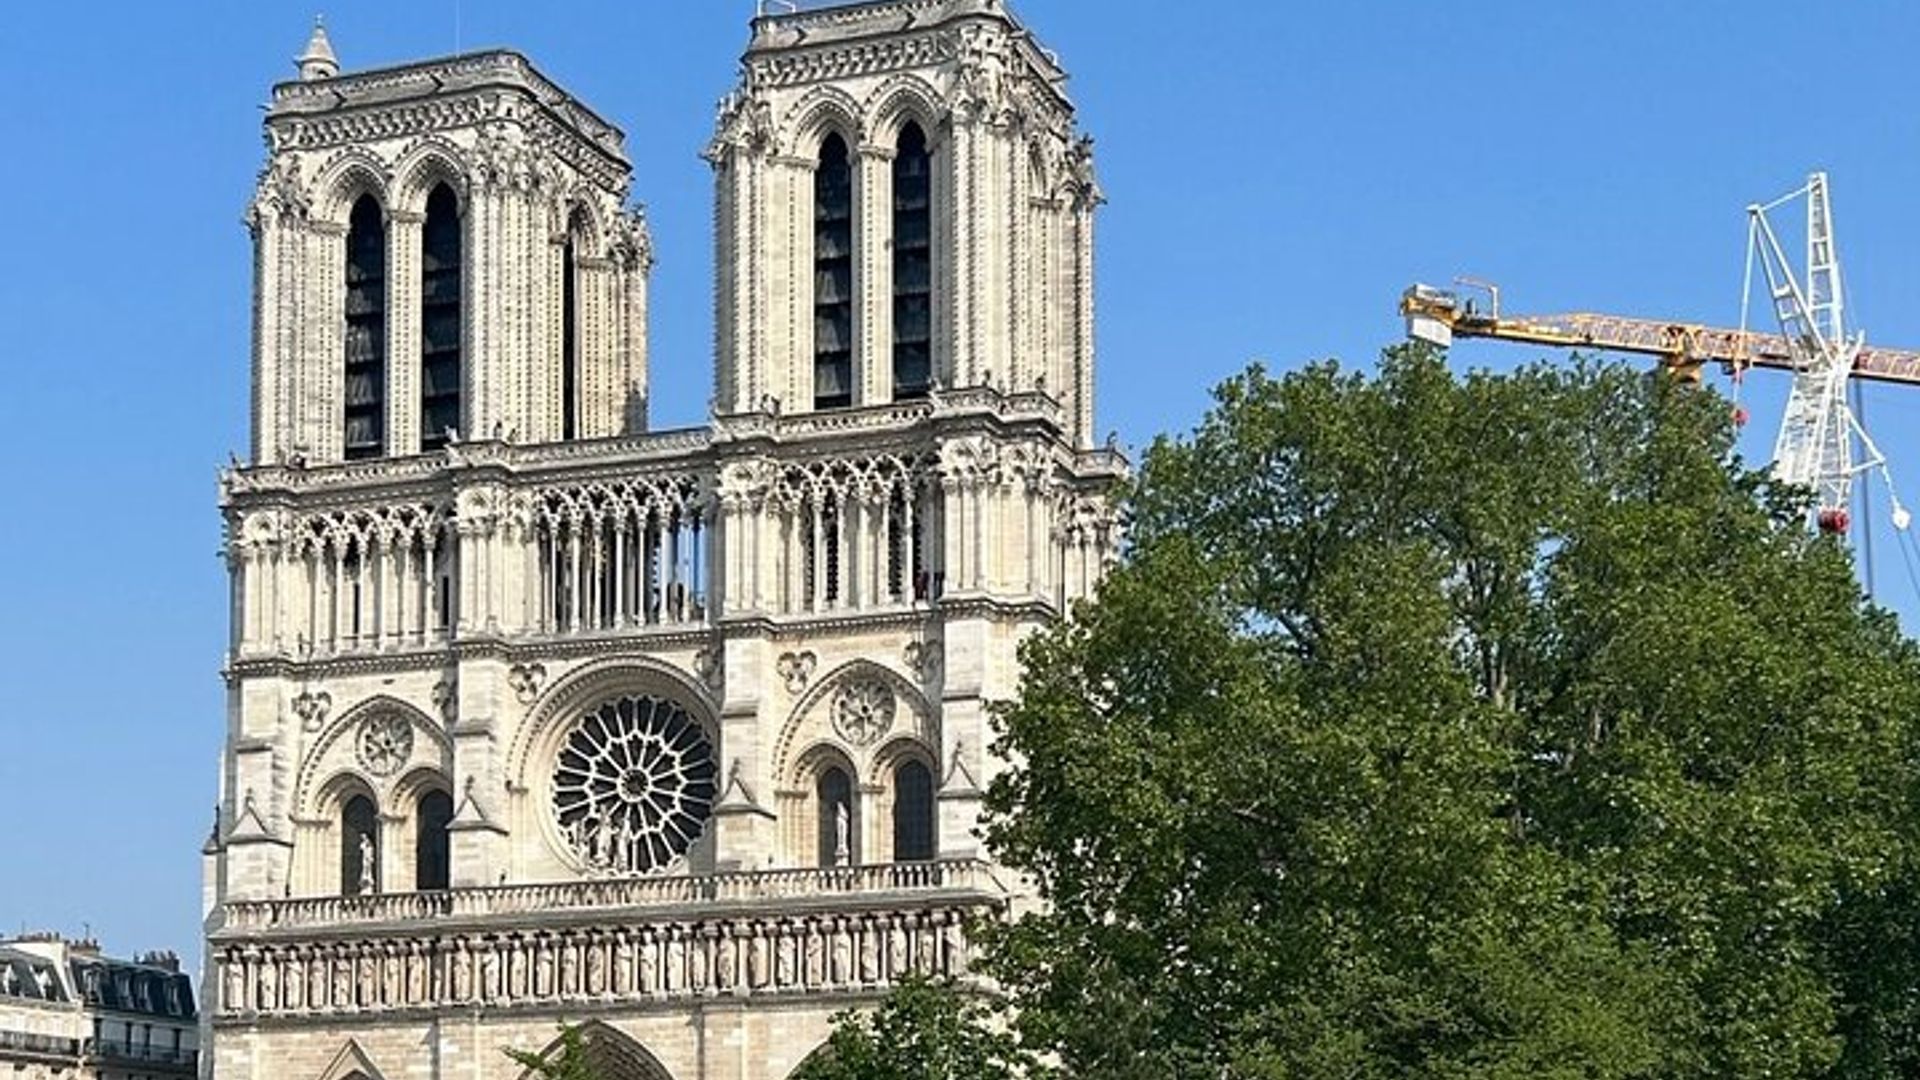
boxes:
[222,859,1002,932]
[212,868,1002,1020]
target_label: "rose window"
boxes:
[551,695,717,874]
[357,713,413,777]
[831,680,895,747]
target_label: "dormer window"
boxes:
[813,132,854,410]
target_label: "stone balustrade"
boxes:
[221,859,1003,933]
[211,863,1006,1021]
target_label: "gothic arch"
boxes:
[780,85,865,159]
[312,147,392,228]
[772,659,935,783]
[314,1039,386,1080]
[867,732,937,786]
[514,1022,673,1080]
[553,186,609,250]
[312,769,379,822]
[507,655,721,787]
[390,137,470,216]
[862,73,947,146]
[390,764,452,806]
[294,694,449,817]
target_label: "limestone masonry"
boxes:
[206,2,1118,1077]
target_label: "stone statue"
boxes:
[747,929,768,990]
[479,944,498,1002]
[382,948,400,1005]
[406,947,425,1004]
[586,938,606,996]
[830,922,851,985]
[715,930,736,991]
[858,920,879,983]
[356,833,377,895]
[804,924,825,986]
[536,940,555,998]
[223,957,245,1012]
[559,939,579,996]
[690,932,710,993]
[356,950,377,1007]
[888,919,910,979]
[638,930,658,995]
[612,932,633,995]
[833,802,851,867]
[775,925,797,987]
[665,932,685,993]
[284,955,304,1011]
[257,958,278,1011]
[450,941,472,1002]
[915,923,938,975]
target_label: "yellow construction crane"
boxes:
[1400,280,1920,387]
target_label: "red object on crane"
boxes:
[1818,508,1851,535]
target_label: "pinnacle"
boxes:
[297,15,339,81]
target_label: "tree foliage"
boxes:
[504,1024,603,1080]
[981,347,1920,1078]
[789,976,1032,1080]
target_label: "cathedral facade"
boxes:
[205,3,1117,1077]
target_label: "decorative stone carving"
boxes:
[293,690,332,733]
[356,712,413,777]
[553,694,718,875]
[903,641,940,680]
[830,680,895,748]
[776,651,817,695]
[507,662,547,706]
[431,679,457,724]
[693,647,723,690]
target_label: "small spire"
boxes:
[297,15,339,82]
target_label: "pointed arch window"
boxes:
[816,766,855,867]
[892,122,933,401]
[562,210,587,440]
[892,758,935,862]
[343,196,387,459]
[415,789,453,891]
[814,133,855,410]
[419,184,462,451]
[341,794,379,896]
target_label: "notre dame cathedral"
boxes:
[204,2,1118,1077]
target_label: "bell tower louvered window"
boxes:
[561,211,585,440]
[419,184,462,451]
[343,195,387,459]
[891,122,932,401]
[813,133,854,410]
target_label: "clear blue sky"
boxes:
[3,0,1919,964]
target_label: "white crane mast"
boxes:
[1743,172,1907,535]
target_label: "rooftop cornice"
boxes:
[750,0,1004,48]
[222,389,1080,507]
[746,0,1069,93]
[268,49,627,164]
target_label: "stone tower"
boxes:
[206,4,1120,1079]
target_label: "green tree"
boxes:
[981,347,1920,1078]
[504,1024,603,1080]
[791,977,1032,1080]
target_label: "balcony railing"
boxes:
[87,1039,198,1070]
[0,1029,80,1059]
[222,859,1005,933]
